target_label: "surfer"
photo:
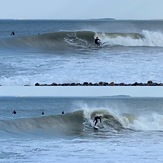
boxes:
[10,31,15,36]
[93,116,102,126]
[94,37,100,45]
[12,110,16,114]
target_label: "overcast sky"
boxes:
[0,0,163,20]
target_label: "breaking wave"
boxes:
[0,110,124,137]
[1,30,163,52]
[1,108,163,137]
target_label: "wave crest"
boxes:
[1,108,163,137]
[100,30,163,47]
[0,109,125,136]
[1,30,163,52]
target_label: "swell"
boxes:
[0,30,163,52]
[0,31,95,51]
[0,109,124,136]
[0,110,84,136]
[1,108,163,137]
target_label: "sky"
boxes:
[0,0,163,20]
[0,86,163,97]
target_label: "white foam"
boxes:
[98,30,163,47]
[124,113,163,131]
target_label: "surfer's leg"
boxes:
[95,120,97,126]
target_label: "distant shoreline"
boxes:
[1,18,162,21]
[0,18,115,21]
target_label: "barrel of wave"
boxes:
[83,109,124,131]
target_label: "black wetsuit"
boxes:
[94,116,101,126]
[12,110,16,114]
[11,31,15,36]
[94,38,100,45]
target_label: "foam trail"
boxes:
[99,30,163,47]
[126,113,163,131]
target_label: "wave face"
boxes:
[1,30,163,52]
[0,31,95,51]
[1,96,163,137]
[0,111,84,136]
[0,110,125,137]
[1,107,163,137]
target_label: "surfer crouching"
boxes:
[94,37,100,45]
[93,116,102,126]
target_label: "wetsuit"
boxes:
[12,110,16,114]
[94,116,101,126]
[94,37,100,45]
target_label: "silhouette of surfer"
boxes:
[94,37,100,45]
[93,116,102,126]
[10,31,15,36]
[12,110,16,114]
[42,111,44,115]
[62,111,64,114]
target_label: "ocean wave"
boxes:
[1,108,163,137]
[0,109,124,137]
[1,30,163,51]
[0,110,84,136]
[100,30,163,47]
[0,31,95,51]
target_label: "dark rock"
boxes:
[70,83,76,86]
[132,82,138,86]
[147,80,153,85]
[83,82,89,86]
[119,83,125,86]
[35,83,40,86]
[51,83,58,86]
[34,81,163,86]
[109,82,115,86]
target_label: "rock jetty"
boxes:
[34,80,163,86]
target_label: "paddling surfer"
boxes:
[12,110,16,114]
[10,31,15,36]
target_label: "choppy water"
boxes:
[0,20,163,85]
[0,96,163,162]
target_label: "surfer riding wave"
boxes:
[93,116,102,126]
[94,37,101,45]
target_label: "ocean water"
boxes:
[0,96,163,162]
[0,19,163,85]
[1,19,163,163]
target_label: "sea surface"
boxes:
[0,96,163,162]
[0,19,163,85]
[1,20,163,163]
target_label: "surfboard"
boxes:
[93,126,99,130]
[97,40,101,45]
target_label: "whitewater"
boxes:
[1,96,163,163]
[0,19,163,85]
